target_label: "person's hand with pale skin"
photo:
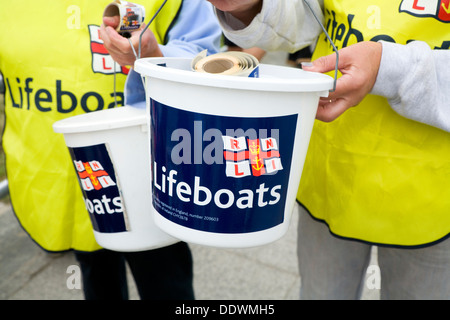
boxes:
[209,2,383,123]
[99,15,162,66]
[302,41,382,122]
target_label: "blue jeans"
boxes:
[297,204,450,300]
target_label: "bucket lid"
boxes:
[53,106,146,134]
[134,57,334,93]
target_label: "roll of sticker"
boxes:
[192,50,260,78]
[103,1,146,36]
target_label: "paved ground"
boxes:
[0,201,380,300]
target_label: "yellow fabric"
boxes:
[297,0,450,246]
[0,0,182,252]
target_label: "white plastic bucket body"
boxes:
[53,106,178,252]
[134,57,333,248]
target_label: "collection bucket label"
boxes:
[150,99,298,234]
[69,144,129,233]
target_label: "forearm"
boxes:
[215,0,324,52]
[372,41,450,132]
[126,0,221,107]
[159,0,222,57]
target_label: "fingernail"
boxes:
[301,62,313,69]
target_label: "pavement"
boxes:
[0,200,380,300]
[0,52,380,301]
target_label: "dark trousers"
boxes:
[74,242,195,300]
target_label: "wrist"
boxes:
[136,34,163,59]
[143,45,163,58]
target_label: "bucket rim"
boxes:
[134,57,334,93]
[52,106,146,134]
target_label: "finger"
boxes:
[132,22,147,36]
[302,45,359,75]
[105,26,131,52]
[315,98,352,122]
[129,23,148,47]
[331,73,370,108]
[99,24,114,45]
[103,15,120,28]
[302,52,338,74]
[99,26,130,65]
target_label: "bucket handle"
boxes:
[303,0,339,92]
[136,0,340,92]
[111,0,168,107]
[122,0,168,59]
[132,0,338,92]
[114,0,338,99]
[137,0,168,59]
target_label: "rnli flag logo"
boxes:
[400,0,450,22]
[69,144,128,233]
[74,160,117,191]
[151,100,298,234]
[88,25,130,75]
[223,136,283,178]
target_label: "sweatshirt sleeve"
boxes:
[371,41,450,132]
[159,0,222,58]
[215,0,324,53]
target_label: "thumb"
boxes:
[301,52,338,74]
[103,15,120,29]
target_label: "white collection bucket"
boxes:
[134,57,334,248]
[53,106,178,252]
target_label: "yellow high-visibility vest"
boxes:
[297,0,450,246]
[0,0,182,252]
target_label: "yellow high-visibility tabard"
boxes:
[297,0,450,246]
[0,0,182,251]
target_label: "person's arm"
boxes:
[302,41,382,122]
[101,0,222,66]
[158,0,222,58]
[371,41,450,132]
[122,0,222,108]
[303,40,450,132]
[211,0,324,52]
